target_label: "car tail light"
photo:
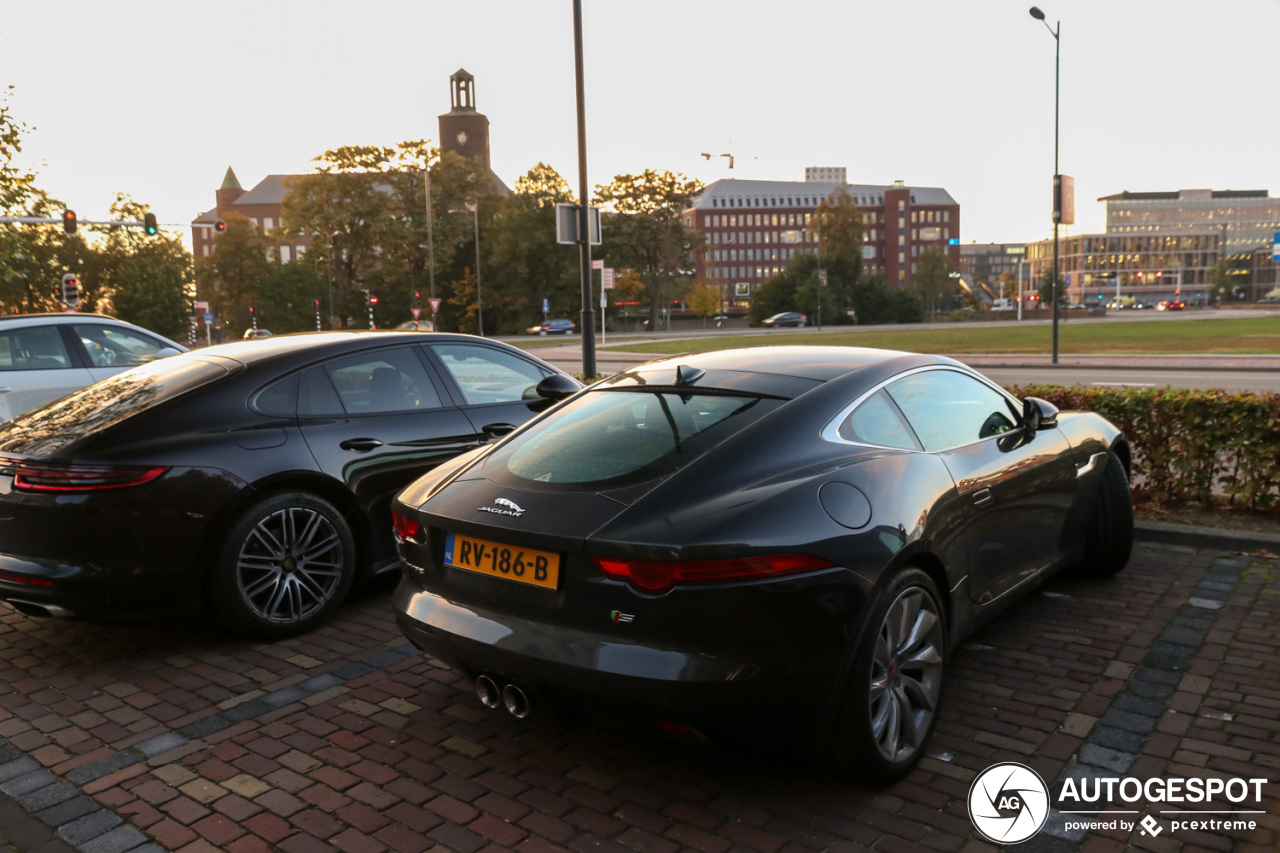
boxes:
[0,569,55,587]
[10,462,168,492]
[392,511,423,543]
[591,553,834,593]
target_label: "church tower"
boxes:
[438,69,492,171]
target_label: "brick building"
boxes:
[683,176,960,306]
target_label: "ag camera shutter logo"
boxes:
[968,762,1050,844]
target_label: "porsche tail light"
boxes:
[10,462,168,492]
[392,511,423,543]
[591,553,835,593]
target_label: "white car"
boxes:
[0,313,188,420]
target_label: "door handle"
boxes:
[339,438,384,452]
[482,423,517,438]
[972,488,994,508]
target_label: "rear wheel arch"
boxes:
[198,473,370,594]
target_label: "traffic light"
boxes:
[62,210,77,235]
[214,220,227,234]
[143,212,158,236]
[60,273,80,308]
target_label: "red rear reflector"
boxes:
[392,511,422,542]
[592,553,834,593]
[12,464,167,492]
[0,570,55,587]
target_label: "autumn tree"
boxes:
[593,170,703,328]
[915,247,957,316]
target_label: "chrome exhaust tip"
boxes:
[501,683,532,719]
[474,674,502,710]
[5,599,75,619]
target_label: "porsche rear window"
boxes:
[489,390,772,488]
[0,357,233,455]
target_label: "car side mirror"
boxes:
[534,373,583,401]
[1022,396,1059,431]
[156,347,183,358]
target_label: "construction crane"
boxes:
[700,152,735,170]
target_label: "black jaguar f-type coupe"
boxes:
[391,346,1133,780]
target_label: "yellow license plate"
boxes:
[444,533,560,589]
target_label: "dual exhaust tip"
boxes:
[474,673,531,719]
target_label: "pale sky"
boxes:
[3,0,1278,249]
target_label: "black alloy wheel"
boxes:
[828,566,946,782]
[212,491,356,638]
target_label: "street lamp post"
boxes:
[470,202,483,336]
[1029,5,1061,365]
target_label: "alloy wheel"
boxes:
[868,586,945,763]
[235,506,346,625]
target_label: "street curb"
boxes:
[1134,518,1280,555]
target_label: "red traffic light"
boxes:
[60,272,80,308]
[214,220,227,234]
[62,210,77,235]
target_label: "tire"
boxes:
[827,567,946,782]
[212,492,356,638]
[1078,451,1133,577]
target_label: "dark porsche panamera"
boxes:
[0,331,580,637]
[391,346,1133,780]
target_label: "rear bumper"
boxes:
[392,577,855,744]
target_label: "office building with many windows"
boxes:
[682,175,960,305]
[1024,188,1280,304]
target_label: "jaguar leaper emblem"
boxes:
[478,497,525,517]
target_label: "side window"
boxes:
[311,347,442,415]
[430,344,550,405]
[0,327,72,370]
[838,389,920,450]
[73,324,169,367]
[885,370,1017,452]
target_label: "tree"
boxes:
[0,86,43,304]
[1038,267,1058,306]
[593,170,703,328]
[93,195,193,340]
[997,270,1018,300]
[685,280,722,326]
[197,212,274,337]
[482,162,580,334]
[811,186,865,323]
[915,247,956,316]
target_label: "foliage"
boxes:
[1010,384,1280,511]
[811,186,865,322]
[914,247,956,315]
[92,195,193,339]
[1038,267,1058,305]
[593,170,703,328]
[483,162,581,334]
[197,212,274,337]
[685,280,723,325]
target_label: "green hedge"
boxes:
[1008,385,1280,511]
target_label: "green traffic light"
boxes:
[143,212,158,236]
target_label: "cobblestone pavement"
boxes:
[1,537,1276,853]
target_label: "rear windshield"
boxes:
[0,356,233,456]
[485,389,776,490]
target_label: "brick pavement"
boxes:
[1,537,1277,853]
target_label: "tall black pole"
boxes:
[573,0,596,378]
[1051,18,1060,365]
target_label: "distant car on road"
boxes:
[1156,300,1186,311]
[243,328,273,339]
[0,313,187,420]
[527,318,577,336]
[761,312,807,328]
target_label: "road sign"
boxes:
[1273,232,1279,262]
[203,312,213,324]
[428,298,442,314]
[411,307,422,319]
[555,204,602,245]
[602,268,615,290]
[591,259,603,270]
[542,298,550,313]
